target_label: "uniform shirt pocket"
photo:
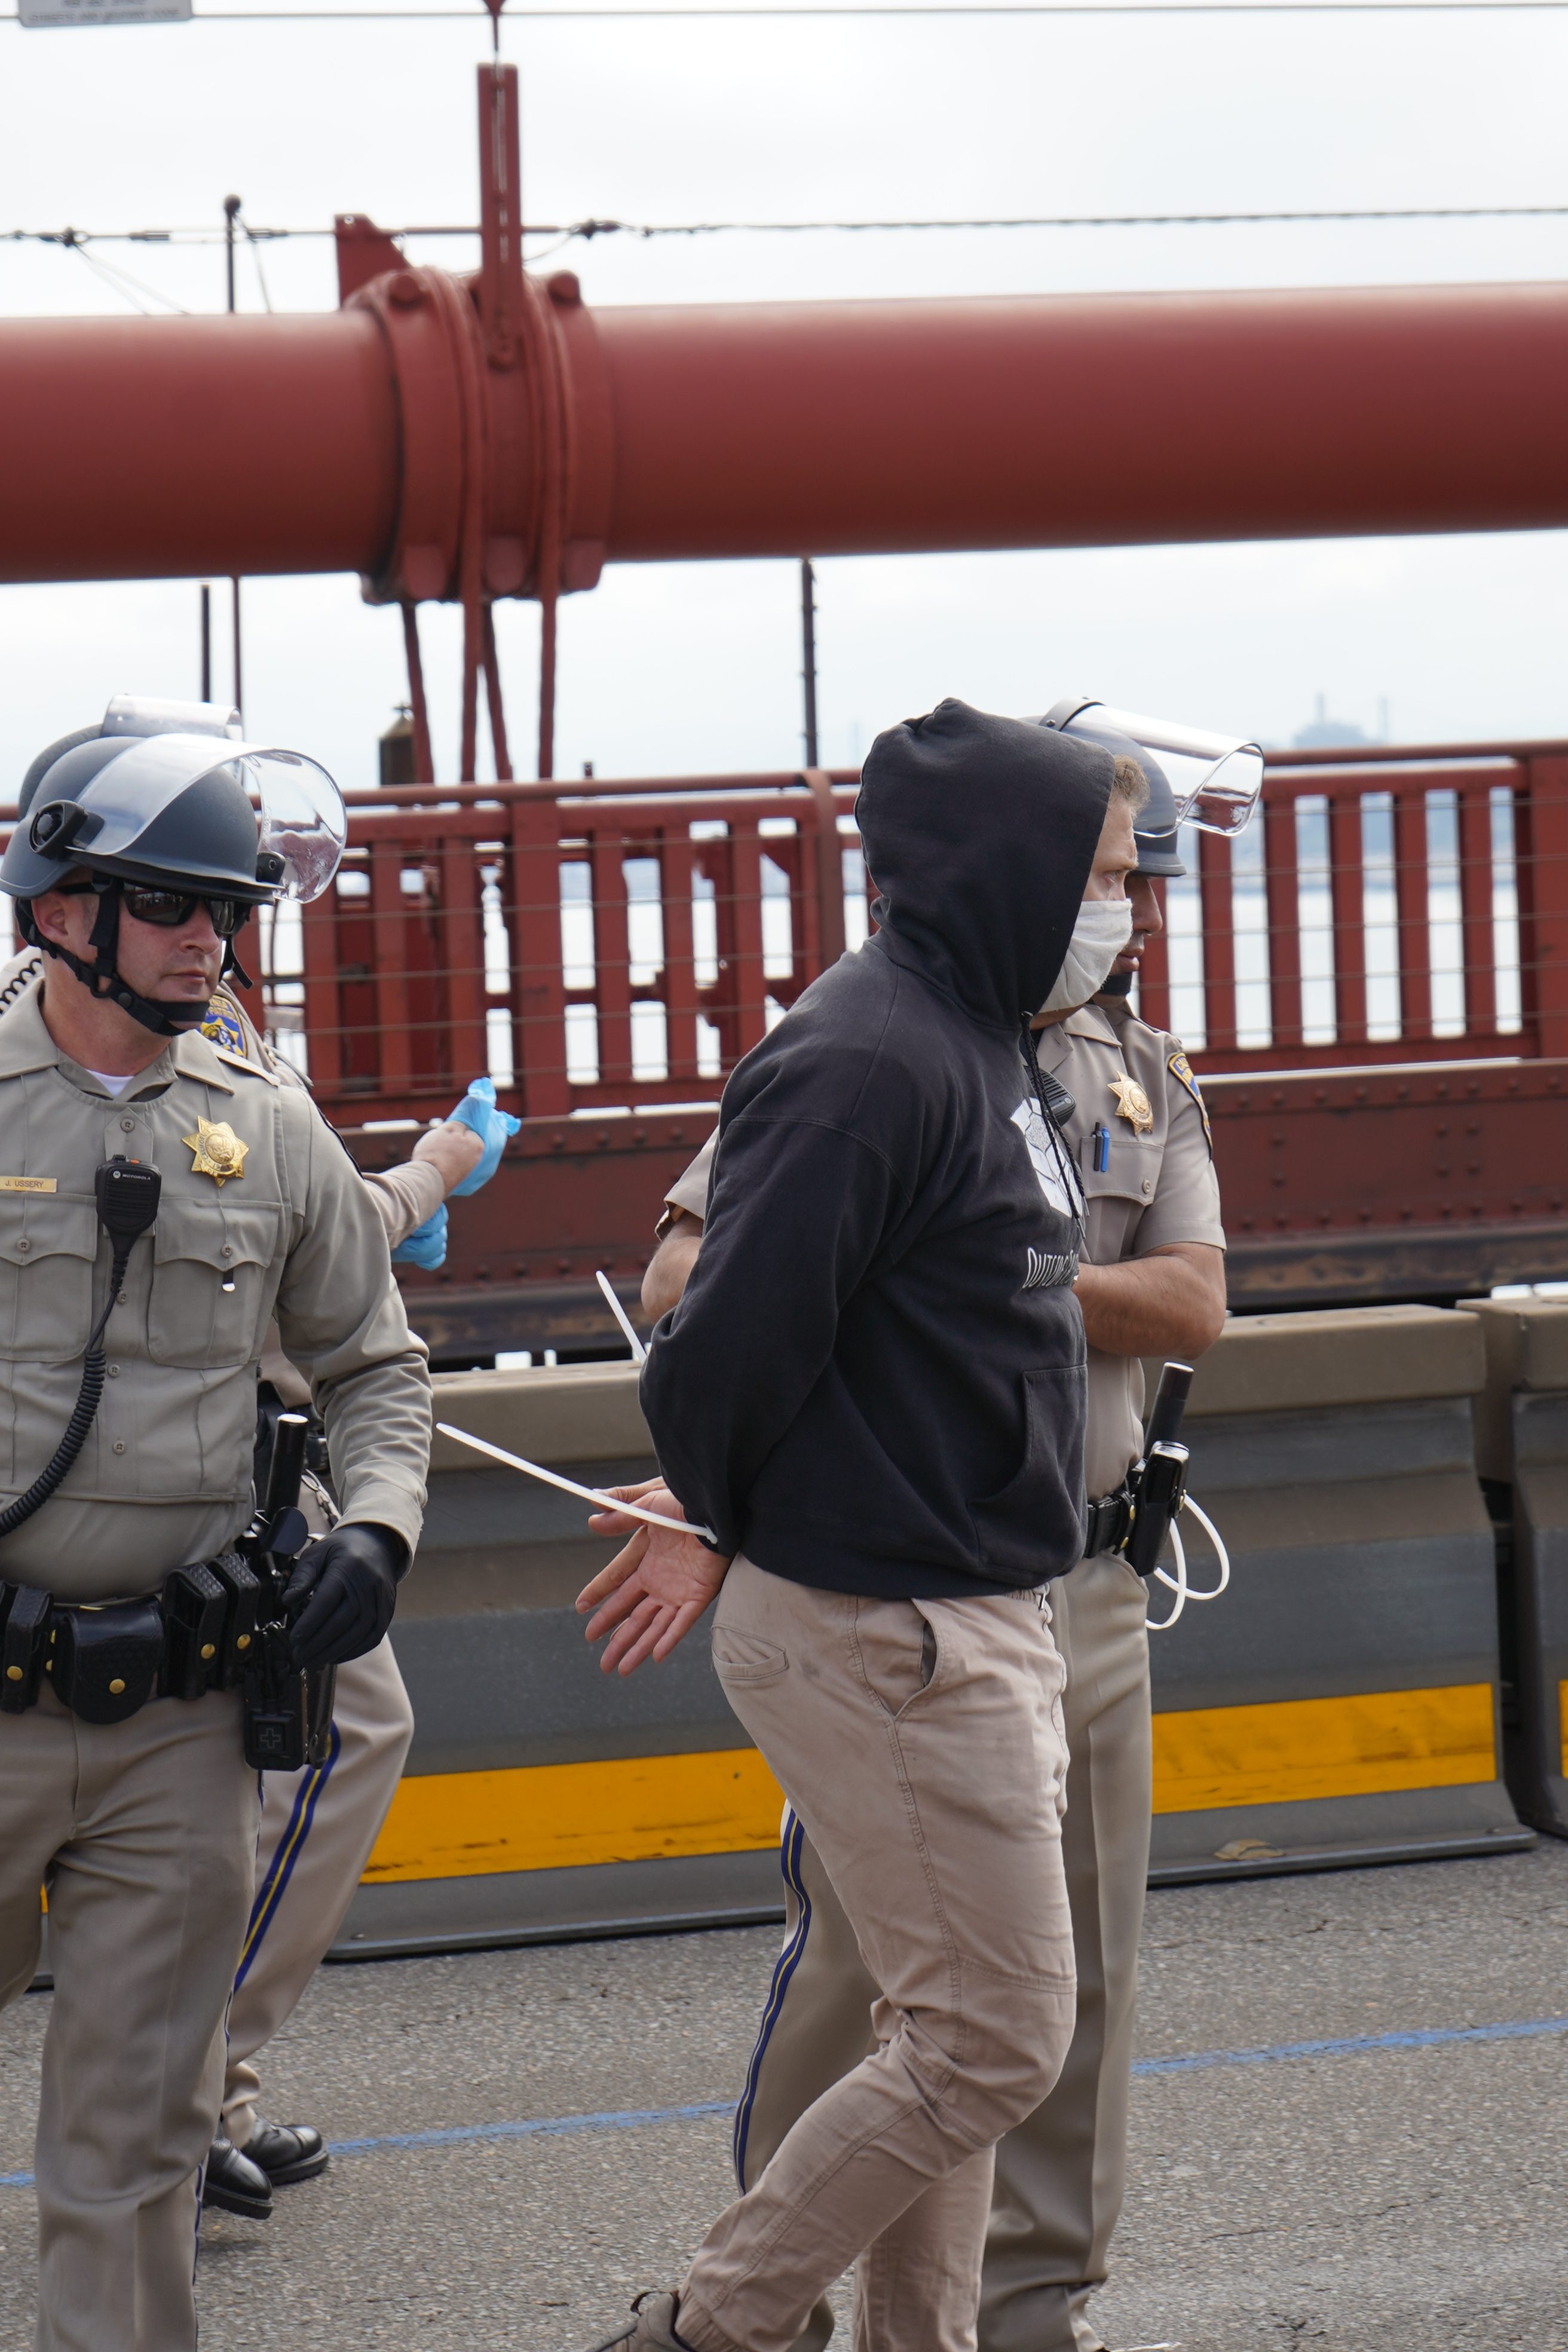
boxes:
[0,1196,100,1363]
[146,1200,284,1369]
[1080,1132,1164,1263]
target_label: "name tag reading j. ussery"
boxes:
[0,1177,57,1193]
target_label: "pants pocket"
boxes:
[852,1600,941,1723]
[710,1628,791,1688]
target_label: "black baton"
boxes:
[1125,1361,1193,1581]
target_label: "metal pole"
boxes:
[223,194,238,316]
[800,556,819,770]
[200,583,212,703]
[224,198,243,725]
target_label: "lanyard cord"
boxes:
[0,1232,139,1544]
[1019,1019,1086,1250]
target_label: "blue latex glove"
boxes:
[391,1202,448,1270]
[446,1076,522,1196]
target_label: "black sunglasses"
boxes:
[60,880,253,939]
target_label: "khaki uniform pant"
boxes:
[679,1557,1077,2352]
[734,1553,1152,2352]
[222,1636,413,2148]
[0,1685,259,2352]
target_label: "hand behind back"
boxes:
[577,1483,732,1674]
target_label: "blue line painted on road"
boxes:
[1129,2014,1568,2076]
[5,2016,1567,2191]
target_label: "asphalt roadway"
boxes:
[4,1843,1568,2351]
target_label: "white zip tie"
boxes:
[1146,1514,1189,1630]
[595,1268,649,1365]
[1146,1492,1230,1631]
[1180,1494,1230,1598]
[435,1421,714,1543]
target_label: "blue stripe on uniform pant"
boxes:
[733,1806,813,2187]
[232,1724,341,1991]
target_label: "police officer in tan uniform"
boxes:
[1,929,505,2221]
[0,700,431,2352]
[641,732,1227,2352]
[0,952,476,2219]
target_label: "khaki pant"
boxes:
[734,1552,1152,2352]
[0,1684,259,2352]
[678,1556,1077,2352]
[222,1636,414,2148]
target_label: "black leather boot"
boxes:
[202,2136,272,2221]
[240,2118,330,2186]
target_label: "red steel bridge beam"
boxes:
[7,275,1568,595]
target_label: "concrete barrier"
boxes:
[332,1307,1531,1955]
[1463,1296,1568,1838]
[1147,1304,1529,1884]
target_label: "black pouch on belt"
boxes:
[50,1597,164,1725]
[0,1582,52,1712]
[159,1564,229,1702]
[206,1549,262,1691]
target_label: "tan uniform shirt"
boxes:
[658,1000,1224,1509]
[1034,1000,1224,1496]
[0,971,431,1598]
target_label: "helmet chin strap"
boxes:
[30,881,214,1039]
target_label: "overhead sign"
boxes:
[19,0,191,22]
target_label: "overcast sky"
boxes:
[4,0,1568,791]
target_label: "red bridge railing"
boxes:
[246,739,1568,1125]
[277,770,867,1122]
[1138,742,1568,1074]
[11,740,1562,1120]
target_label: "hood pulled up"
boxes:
[856,697,1113,1029]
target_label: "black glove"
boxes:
[283,1523,406,1668]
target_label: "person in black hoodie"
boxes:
[578,699,1135,2352]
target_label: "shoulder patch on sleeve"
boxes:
[1167,1048,1212,1153]
[200,994,252,1057]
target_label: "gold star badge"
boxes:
[181,1117,248,1187]
[1109,1072,1153,1135]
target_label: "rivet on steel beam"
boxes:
[388,272,425,310]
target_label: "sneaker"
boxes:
[588,2291,697,2351]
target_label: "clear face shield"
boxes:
[238,750,347,902]
[1042,698,1264,838]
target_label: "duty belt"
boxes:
[0,1554,262,1727]
[1083,1484,1135,1560]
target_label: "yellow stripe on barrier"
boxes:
[363,1746,785,1882]
[1557,1681,1568,1780]
[362,1685,1497,1884]
[1151,1683,1496,1815]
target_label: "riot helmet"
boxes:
[4,696,345,1037]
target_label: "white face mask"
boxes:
[1036,897,1134,1016]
